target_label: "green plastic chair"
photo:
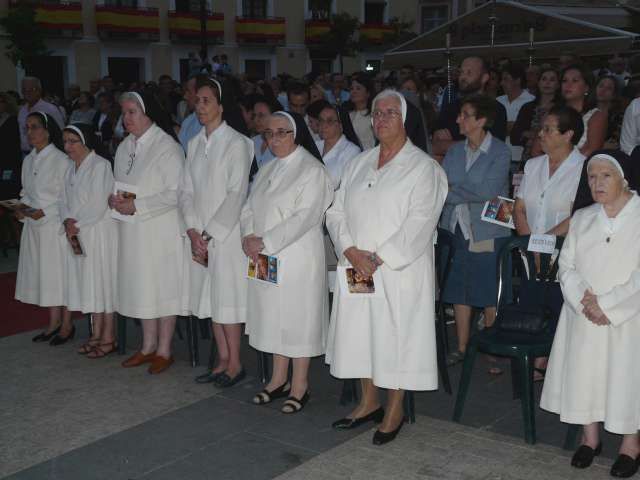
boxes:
[452,235,564,444]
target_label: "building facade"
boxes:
[0,0,433,95]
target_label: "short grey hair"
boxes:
[371,89,407,123]
[22,76,42,91]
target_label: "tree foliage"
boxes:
[0,3,50,72]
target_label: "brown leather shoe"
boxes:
[121,351,156,368]
[148,355,174,374]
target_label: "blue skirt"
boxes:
[441,227,510,308]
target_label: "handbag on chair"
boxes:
[496,247,563,336]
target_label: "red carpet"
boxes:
[0,272,49,337]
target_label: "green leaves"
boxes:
[0,4,50,72]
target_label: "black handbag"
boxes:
[496,248,562,336]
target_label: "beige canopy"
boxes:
[383,0,638,70]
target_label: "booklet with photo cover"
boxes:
[0,199,37,215]
[68,234,86,257]
[247,254,279,285]
[111,181,139,223]
[337,266,384,298]
[481,196,516,229]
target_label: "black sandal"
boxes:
[86,341,117,359]
[77,338,101,355]
[253,382,291,405]
[281,392,309,414]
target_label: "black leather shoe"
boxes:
[49,326,76,346]
[32,326,60,343]
[571,443,602,469]
[372,420,404,446]
[610,454,640,478]
[195,371,222,384]
[332,407,385,430]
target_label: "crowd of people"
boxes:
[3,50,640,469]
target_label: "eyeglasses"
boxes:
[63,138,82,145]
[457,111,476,120]
[540,125,560,134]
[263,129,293,140]
[319,118,339,126]
[372,109,401,120]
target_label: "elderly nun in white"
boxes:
[179,77,253,387]
[60,123,118,358]
[16,111,73,345]
[325,90,448,446]
[241,111,333,414]
[109,91,185,375]
[540,153,640,478]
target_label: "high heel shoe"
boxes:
[32,326,60,343]
[372,420,404,446]
[571,443,602,469]
[49,326,76,346]
[332,407,385,430]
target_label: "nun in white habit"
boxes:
[540,154,640,477]
[179,77,253,387]
[109,92,185,375]
[16,112,74,345]
[241,111,333,414]
[325,90,448,446]
[60,123,118,358]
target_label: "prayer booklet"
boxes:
[247,254,280,285]
[481,196,516,229]
[111,182,139,224]
[68,234,86,257]
[337,266,384,298]
[0,200,38,216]
[0,199,21,210]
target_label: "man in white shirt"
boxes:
[18,77,65,153]
[496,63,535,164]
[287,82,320,141]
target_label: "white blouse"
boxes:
[517,148,585,233]
[315,135,361,189]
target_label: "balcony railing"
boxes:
[304,19,330,44]
[8,1,82,37]
[235,16,285,44]
[95,5,159,39]
[359,23,394,45]
[168,11,224,42]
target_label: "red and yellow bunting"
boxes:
[168,12,224,37]
[235,17,285,42]
[305,20,330,43]
[32,4,82,31]
[360,23,394,44]
[95,6,158,34]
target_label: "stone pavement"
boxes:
[1,317,624,479]
[275,416,613,480]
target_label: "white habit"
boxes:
[241,146,333,357]
[15,144,71,306]
[60,152,117,313]
[325,140,448,391]
[113,124,186,319]
[541,194,640,434]
[179,122,253,322]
